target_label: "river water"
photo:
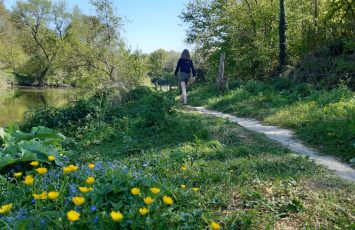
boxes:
[0,87,76,127]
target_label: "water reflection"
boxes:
[0,87,76,127]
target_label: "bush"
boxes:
[75,121,116,147]
[244,80,273,94]
[290,39,355,90]
[21,99,98,132]
[126,87,176,128]
[20,87,176,148]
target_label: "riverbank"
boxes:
[188,79,355,163]
[0,69,73,88]
[0,87,354,229]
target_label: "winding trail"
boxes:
[188,106,355,182]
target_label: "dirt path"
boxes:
[188,106,355,182]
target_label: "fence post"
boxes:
[217,52,227,92]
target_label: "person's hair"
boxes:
[181,49,190,59]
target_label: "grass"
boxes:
[71,106,355,229]
[1,88,354,229]
[187,79,355,162]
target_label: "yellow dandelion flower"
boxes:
[63,166,71,173]
[79,187,93,193]
[210,221,221,230]
[13,172,22,177]
[0,204,13,214]
[48,155,55,161]
[48,191,59,200]
[85,176,95,184]
[63,164,79,173]
[143,197,154,205]
[110,211,123,222]
[181,166,187,171]
[88,163,95,169]
[72,196,85,206]
[35,167,48,175]
[33,192,47,200]
[181,184,186,189]
[23,175,34,185]
[30,161,39,167]
[139,207,149,216]
[162,196,173,205]
[150,187,160,194]
[68,164,78,171]
[67,210,80,222]
[192,187,199,192]
[131,187,140,195]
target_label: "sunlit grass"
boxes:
[188,81,355,161]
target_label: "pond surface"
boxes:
[0,87,76,127]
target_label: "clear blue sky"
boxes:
[4,0,191,54]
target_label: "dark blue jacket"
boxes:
[174,58,196,77]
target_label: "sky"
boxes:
[4,0,192,54]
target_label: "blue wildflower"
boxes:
[69,184,77,196]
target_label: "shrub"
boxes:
[21,99,99,132]
[75,121,116,147]
[290,39,355,90]
[126,87,175,128]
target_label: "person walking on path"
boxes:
[174,49,196,105]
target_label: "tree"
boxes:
[279,0,287,70]
[148,49,168,77]
[0,2,28,71]
[181,0,354,79]
[13,0,71,85]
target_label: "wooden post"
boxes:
[217,52,227,92]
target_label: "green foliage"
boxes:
[0,87,354,229]
[0,2,28,71]
[0,159,210,229]
[20,87,176,149]
[75,121,116,147]
[147,49,180,78]
[125,87,175,128]
[21,99,98,132]
[0,0,148,89]
[290,39,355,90]
[148,49,168,77]
[181,0,354,80]
[0,126,65,171]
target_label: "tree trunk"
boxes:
[38,66,50,86]
[217,52,227,92]
[279,0,287,71]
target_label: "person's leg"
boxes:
[180,81,187,104]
